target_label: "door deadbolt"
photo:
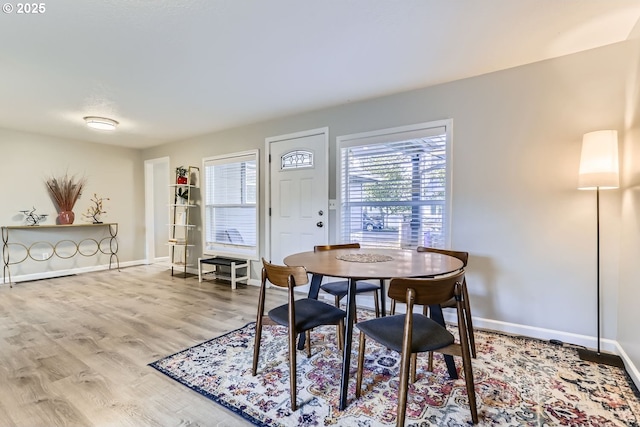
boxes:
[318,210,324,216]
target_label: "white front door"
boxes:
[267,128,328,265]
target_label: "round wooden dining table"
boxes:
[284,247,464,410]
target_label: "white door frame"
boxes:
[144,156,170,265]
[264,127,329,262]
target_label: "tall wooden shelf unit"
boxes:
[169,166,199,277]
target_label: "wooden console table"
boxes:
[1,223,119,287]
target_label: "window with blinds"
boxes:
[202,150,259,259]
[337,120,451,249]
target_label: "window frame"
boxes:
[336,119,453,249]
[202,149,260,260]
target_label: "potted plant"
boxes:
[176,166,188,184]
[176,187,189,204]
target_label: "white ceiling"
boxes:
[1,0,639,150]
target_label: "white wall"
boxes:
[142,39,639,382]
[0,129,146,277]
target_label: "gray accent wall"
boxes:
[143,38,640,384]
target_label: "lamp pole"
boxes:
[577,185,623,366]
[596,186,601,356]
[576,130,622,367]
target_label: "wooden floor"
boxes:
[0,264,283,427]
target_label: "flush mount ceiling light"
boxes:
[84,116,119,131]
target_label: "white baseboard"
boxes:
[469,316,616,351]
[4,260,147,284]
[470,316,640,391]
[351,297,640,390]
[614,342,640,390]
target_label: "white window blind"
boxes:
[203,150,259,259]
[338,121,451,249]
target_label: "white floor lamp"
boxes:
[577,130,624,367]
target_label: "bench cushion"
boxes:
[200,257,247,267]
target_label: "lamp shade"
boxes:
[578,130,619,190]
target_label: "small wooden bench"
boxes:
[198,257,249,290]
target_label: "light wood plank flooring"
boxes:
[0,264,282,427]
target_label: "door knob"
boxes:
[316,221,324,228]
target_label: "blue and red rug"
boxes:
[150,321,640,426]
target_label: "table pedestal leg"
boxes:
[429,304,458,379]
[307,273,323,300]
[297,273,325,350]
[379,279,386,316]
[339,277,357,410]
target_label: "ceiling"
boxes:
[2,0,640,150]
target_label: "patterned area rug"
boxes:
[150,320,640,426]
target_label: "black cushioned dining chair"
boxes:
[252,258,346,411]
[314,243,384,318]
[355,271,478,426]
[389,247,476,359]
[416,246,476,358]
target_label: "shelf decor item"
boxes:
[176,166,188,184]
[176,187,189,204]
[83,193,109,224]
[19,207,48,226]
[45,173,86,225]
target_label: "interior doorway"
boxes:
[144,157,170,265]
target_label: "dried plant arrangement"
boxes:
[45,173,86,224]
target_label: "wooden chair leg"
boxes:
[462,282,477,358]
[457,297,478,423]
[356,332,366,398]
[337,319,344,351]
[305,330,311,358]
[390,299,396,315]
[428,351,434,372]
[397,340,412,427]
[253,281,267,376]
[252,314,265,375]
[462,355,478,424]
[288,326,298,411]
